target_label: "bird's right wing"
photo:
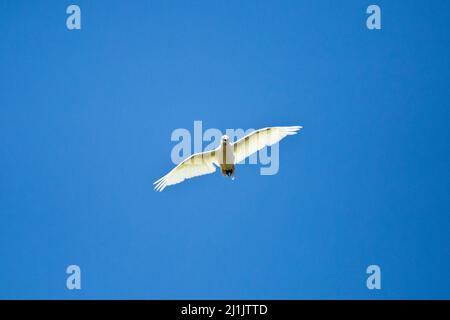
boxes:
[154,150,218,192]
[232,126,302,164]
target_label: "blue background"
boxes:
[1,1,449,299]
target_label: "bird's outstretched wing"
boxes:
[232,126,302,164]
[154,150,218,192]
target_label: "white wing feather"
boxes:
[232,126,302,164]
[153,150,218,192]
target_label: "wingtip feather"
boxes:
[282,125,303,135]
[154,177,168,191]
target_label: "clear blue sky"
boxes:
[0,1,449,299]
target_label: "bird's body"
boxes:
[218,139,235,178]
[154,126,302,191]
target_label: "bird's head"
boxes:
[221,135,230,144]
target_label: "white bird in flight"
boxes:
[154,126,302,191]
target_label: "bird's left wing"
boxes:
[232,126,302,164]
[154,150,218,192]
